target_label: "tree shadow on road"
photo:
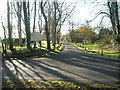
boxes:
[2,49,119,85]
[47,50,119,83]
[3,58,84,84]
[2,60,27,88]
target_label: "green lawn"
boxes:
[3,41,64,59]
[12,41,63,52]
[40,41,61,51]
[84,44,103,51]
[72,43,120,58]
[83,44,116,53]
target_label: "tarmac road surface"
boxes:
[2,42,120,84]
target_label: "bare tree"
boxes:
[23,1,32,50]
[38,1,43,48]
[13,0,23,46]
[52,1,57,48]
[33,1,37,48]
[41,1,51,50]
[1,21,7,54]
[17,1,22,46]
[87,0,120,49]
[56,1,76,44]
[107,0,120,45]
[7,0,16,53]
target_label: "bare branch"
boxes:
[89,11,110,22]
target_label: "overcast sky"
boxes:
[0,0,117,38]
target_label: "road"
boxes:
[2,42,120,83]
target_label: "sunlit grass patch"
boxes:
[72,43,120,58]
[3,41,64,59]
[14,46,27,51]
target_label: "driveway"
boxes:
[2,42,120,83]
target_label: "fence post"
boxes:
[101,50,103,55]
[85,47,86,50]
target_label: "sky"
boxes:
[60,0,111,35]
[0,0,117,39]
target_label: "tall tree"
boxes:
[107,0,120,45]
[23,1,32,50]
[17,1,22,46]
[33,1,36,33]
[7,0,16,53]
[33,1,37,48]
[1,21,7,54]
[41,1,51,50]
[52,1,57,48]
[56,1,76,44]
[38,1,43,48]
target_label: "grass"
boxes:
[2,80,120,89]
[72,43,120,58]
[14,46,27,51]
[84,44,103,51]
[86,83,120,89]
[40,41,63,52]
[2,80,81,89]
[3,41,64,60]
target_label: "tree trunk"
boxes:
[17,2,22,46]
[33,2,37,48]
[38,1,42,49]
[7,1,16,53]
[108,1,120,42]
[23,1,32,51]
[41,2,51,50]
[2,22,7,54]
[53,2,57,49]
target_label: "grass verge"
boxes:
[2,80,120,89]
[72,43,120,58]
